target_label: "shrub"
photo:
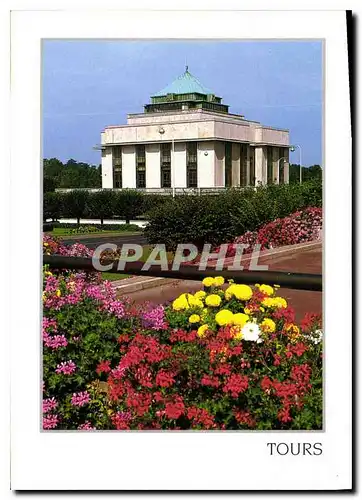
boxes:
[144,181,322,251]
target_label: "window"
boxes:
[160,143,171,188]
[187,142,198,188]
[225,142,232,187]
[267,146,274,185]
[240,144,248,186]
[136,145,146,188]
[249,148,255,185]
[112,146,122,188]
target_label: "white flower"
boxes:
[241,322,263,343]
[308,329,323,345]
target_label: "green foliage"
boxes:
[43,192,63,221]
[61,190,90,225]
[113,189,145,223]
[86,189,116,225]
[43,176,56,194]
[44,158,101,189]
[144,180,323,250]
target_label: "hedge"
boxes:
[144,180,322,250]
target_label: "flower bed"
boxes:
[217,207,322,257]
[42,269,323,431]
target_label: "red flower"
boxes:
[223,374,249,398]
[201,374,220,387]
[165,400,185,420]
[155,370,175,388]
[96,360,111,375]
[234,410,256,427]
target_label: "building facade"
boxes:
[101,68,290,190]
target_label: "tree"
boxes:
[86,190,116,225]
[113,190,145,224]
[61,190,89,226]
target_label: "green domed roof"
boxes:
[152,67,213,97]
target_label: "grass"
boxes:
[101,272,130,281]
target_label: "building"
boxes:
[101,67,290,190]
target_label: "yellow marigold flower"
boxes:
[261,318,276,333]
[205,294,222,307]
[55,289,61,297]
[232,313,249,327]
[187,294,204,308]
[43,242,49,247]
[225,284,237,300]
[273,297,287,308]
[244,307,251,315]
[194,290,206,300]
[197,324,209,337]
[214,276,225,287]
[44,271,53,276]
[230,325,243,340]
[215,309,234,326]
[172,294,189,311]
[202,277,215,287]
[189,314,201,324]
[259,307,265,312]
[259,284,274,296]
[42,291,47,301]
[232,284,253,301]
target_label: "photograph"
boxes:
[42,39,323,432]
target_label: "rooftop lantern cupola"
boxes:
[144,66,229,114]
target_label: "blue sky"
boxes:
[42,40,322,166]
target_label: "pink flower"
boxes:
[55,360,76,375]
[44,334,68,349]
[71,391,90,407]
[43,414,59,429]
[78,421,96,430]
[43,397,58,413]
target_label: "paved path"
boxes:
[62,233,148,249]
[119,242,322,323]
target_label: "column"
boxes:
[173,142,187,188]
[214,141,225,187]
[284,162,290,184]
[254,146,265,185]
[197,141,215,188]
[231,143,240,186]
[122,145,136,188]
[272,147,280,184]
[145,143,161,188]
[101,147,113,188]
[246,145,251,186]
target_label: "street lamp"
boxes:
[159,126,175,197]
[289,144,302,184]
